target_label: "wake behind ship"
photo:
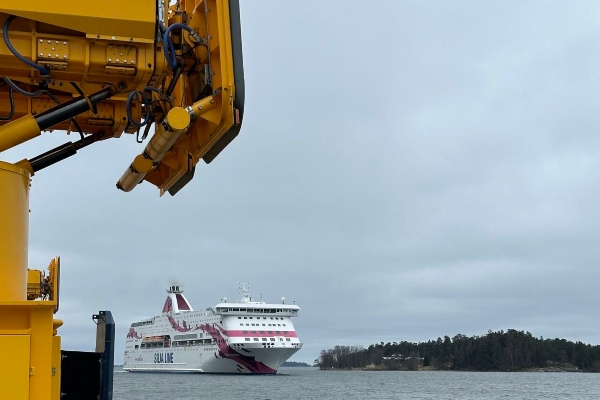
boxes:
[123,285,302,374]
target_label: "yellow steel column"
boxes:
[0,161,30,301]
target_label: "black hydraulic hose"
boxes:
[165,67,183,96]
[3,15,50,76]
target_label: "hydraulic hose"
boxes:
[163,23,203,69]
[126,91,151,128]
[3,15,50,76]
[2,77,43,97]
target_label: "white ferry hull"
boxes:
[123,285,302,374]
[123,345,302,374]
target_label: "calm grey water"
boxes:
[113,367,600,399]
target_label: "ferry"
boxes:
[123,284,302,374]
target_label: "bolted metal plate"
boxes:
[37,38,69,61]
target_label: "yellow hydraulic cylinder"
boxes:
[0,114,41,153]
[0,161,30,301]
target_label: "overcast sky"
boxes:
[4,0,600,365]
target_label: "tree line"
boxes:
[317,329,600,372]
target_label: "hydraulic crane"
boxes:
[0,1,244,398]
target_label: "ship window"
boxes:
[242,331,248,334]
[245,338,250,341]
[244,317,247,319]
[283,324,286,327]
[251,331,256,334]
[238,317,241,319]
[249,317,253,319]
[262,338,267,341]
[262,324,266,326]
[254,338,259,341]
[260,331,265,334]
[135,345,139,349]
[270,338,275,341]
[284,331,288,334]
[268,331,273,334]
[276,331,281,334]
[286,338,291,341]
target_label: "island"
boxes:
[317,329,600,372]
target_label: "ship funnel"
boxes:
[162,286,193,314]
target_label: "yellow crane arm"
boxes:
[0,0,244,195]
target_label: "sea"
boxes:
[113,367,600,399]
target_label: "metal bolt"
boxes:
[130,60,135,64]
[116,58,120,62]
[108,58,112,62]
[63,41,67,45]
[39,52,44,57]
[39,39,43,43]
[63,55,67,59]
[123,60,127,64]
[55,40,59,44]
[120,53,123,56]
[47,53,51,57]
[109,45,112,49]
[47,40,51,44]
[55,54,59,58]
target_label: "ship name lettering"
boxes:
[154,352,174,363]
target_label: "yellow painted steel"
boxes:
[0,163,60,399]
[0,302,60,400]
[0,335,30,399]
[0,162,30,301]
[167,107,192,131]
[27,269,43,299]
[0,115,41,153]
[51,335,61,400]
[0,0,240,192]
[0,1,157,40]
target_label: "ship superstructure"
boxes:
[123,285,302,374]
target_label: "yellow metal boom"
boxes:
[0,0,244,194]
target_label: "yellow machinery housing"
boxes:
[0,1,244,398]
